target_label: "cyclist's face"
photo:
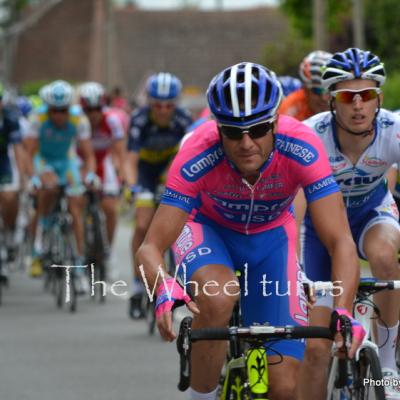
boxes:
[150,100,176,126]
[221,123,274,178]
[332,79,380,134]
[48,107,69,128]
[84,107,103,127]
[306,87,330,114]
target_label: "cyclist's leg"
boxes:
[130,162,160,317]
[100,153,119,245]
[360,203,400,376]
[0,150,19,269]
[172,221,238,397]
[298,217,333,400]
[61,157,85,258]
[0,147,21,260]
[32,157,59,273]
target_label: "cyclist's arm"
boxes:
[136,204,199,341]
[78,138,96,175]
[386,164,397,193]
[23,137,38,178]
[308,192,359,312]
[126,121,141,186]
[125,150,139,187]
[13,142,27,181]
[111,138,126,182]
[136,204,187,287]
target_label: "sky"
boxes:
[116,0,279,10]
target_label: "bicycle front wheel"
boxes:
[354,347,385,400]
[326,347,385,400]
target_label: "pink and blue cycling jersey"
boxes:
[162,115,339,233]
[161,115,340,361]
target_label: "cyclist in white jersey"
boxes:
[300,48,400,400]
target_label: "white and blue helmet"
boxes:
[39,80,74,107]
[321,48,386,90]
[146,72,182,100]
[207,62,283,127]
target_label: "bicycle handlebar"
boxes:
[177,316,334,392]
[358,278,400,292]
[190,325,334,341]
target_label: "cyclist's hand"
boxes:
[84,171,101,188]
[331,308,366,359]
[306,286,317,310]
[28,175,42,192]
[155,277,200,342]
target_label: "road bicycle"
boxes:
[84,188,109,303]
[176,280,341,400]
[42,185,78,312]
[176,314,337,399]
[325,278,400,400]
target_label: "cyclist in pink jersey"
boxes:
[136,62,363,400]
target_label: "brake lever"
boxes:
[177,316,193,391]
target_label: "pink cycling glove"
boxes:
[155,278,192,319]
[331,308,366,344]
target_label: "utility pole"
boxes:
[313,0,327,50]
[353,0,365,48]
[88,0,105,83]
[105,0,115,89]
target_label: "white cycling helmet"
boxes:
[299,50,333,89]
[79,81,106,108]
[39,80,74,107]
[321,48,386,90]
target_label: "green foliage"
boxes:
[279,0,400,74]
[261,29,312,76]
[381,72,400,111]
[279,0,352,40]
[20,79,51,95]
[364,0,400,72]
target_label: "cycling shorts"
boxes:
[172,215,308,361]
[301,191,400,307]
[135,160,168,208]
[97,153,120,196]
[34,155,84,196]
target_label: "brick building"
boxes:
[12,0,289,93]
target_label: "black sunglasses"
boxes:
[219,120,274,141]
[49,107,69,114]
[84,106,102,113]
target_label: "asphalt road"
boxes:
[0,222,188,400]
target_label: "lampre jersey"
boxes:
[161,116,339,235]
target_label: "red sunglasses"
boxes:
[330,88,381,104]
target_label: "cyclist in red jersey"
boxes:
[79,82,128,255]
